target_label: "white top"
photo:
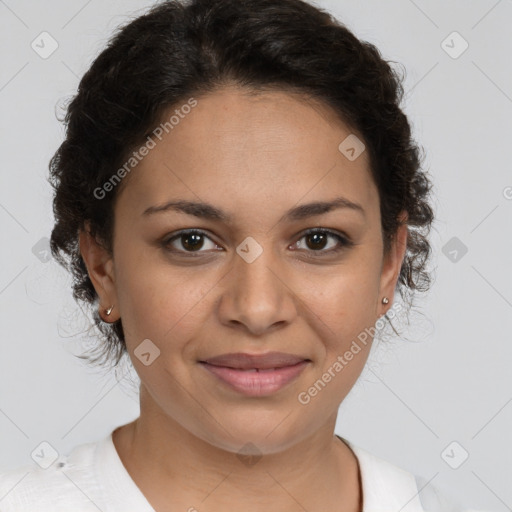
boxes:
[0,431,490,512]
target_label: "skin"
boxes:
[79,85,408,512]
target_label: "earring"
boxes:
[381,297,389,304]
[105,304,115,316]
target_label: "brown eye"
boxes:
[305,231,329,250]
[294,229,352,255]
[180,232,204,251]
[163,230,219,254]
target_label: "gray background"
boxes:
[1,0,511,510]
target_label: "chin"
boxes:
[196,414,309,456]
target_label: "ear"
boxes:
[378,210,408,316]
[79,221,119,322]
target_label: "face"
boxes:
[81,85,407,455]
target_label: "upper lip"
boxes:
[200,352,310,370]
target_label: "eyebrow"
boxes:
[142,196,366,223]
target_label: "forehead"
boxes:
[115,86,378,223]
[168,86,359,158]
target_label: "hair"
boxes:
[48,0,435,369]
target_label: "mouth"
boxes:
[198,352,311,396]
[199,351,310,370]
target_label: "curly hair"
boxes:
[48,0,435,369]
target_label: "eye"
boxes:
[162,229,221,254]
[292,228,353,255]
[161,227,353,257]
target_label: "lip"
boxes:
[199,352,311,397]
[200,351,310,370]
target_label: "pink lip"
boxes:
[201,351,309,370]
[199,360,310,397]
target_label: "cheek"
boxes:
[298,287,376,409]
[114,250,215,354]
[300,264,380,382]
[303,265,379,334]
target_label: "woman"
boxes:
[0,0,491,510]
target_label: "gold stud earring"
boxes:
[381,297,389,304]
[105,304,115,316]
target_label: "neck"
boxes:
[113,387,362,512]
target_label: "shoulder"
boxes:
[414,474,493,512]
[340,437,495,512]
[0,440,102,512]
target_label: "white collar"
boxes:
[340,436,425,512]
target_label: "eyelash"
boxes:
[161,228,353,257]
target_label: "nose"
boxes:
[217,244,298,336]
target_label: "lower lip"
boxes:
[199,361,310,397]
